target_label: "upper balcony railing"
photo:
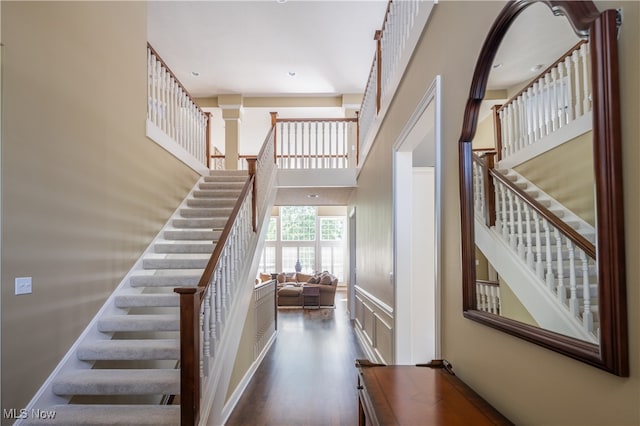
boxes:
[494,41,591,165]
[147,43,210,169]
[358,0,434,165]
[271,113,358,170]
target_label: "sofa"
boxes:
[273,271,339,307]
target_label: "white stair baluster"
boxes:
[572,49,583,118]
[580,42,591,114]
[500,183,509,241]
[564,55,575,122]
[533,211,544,280]
[550,67,560,131]
[543,72,552,136]
[557,60,567,127]
[580,249,594,333]
[555,228,566,303]
[567,240,579,315]
[543,220,555,291]
[508,191,517,249]
[516,197,525,259]
[526,87,535,146]
[524,204,534,269]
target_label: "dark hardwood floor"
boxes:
[225,289,365,426]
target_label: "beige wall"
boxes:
[516,132,596,226]
[354,1,639,424]
[1,1,199,414]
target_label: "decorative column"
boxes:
[218,95,243,170]
[342,94,361,168]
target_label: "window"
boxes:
[265,217,277,241]
[260,206,347,283]
[321,246,344,282]
[282,247,315,274]
[281,206,316,241]
[259,246,276,273]
[320,217,345,241]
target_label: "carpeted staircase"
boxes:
[479,168,598,340]
[22,170,247,426]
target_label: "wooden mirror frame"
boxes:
[458,0,628,376]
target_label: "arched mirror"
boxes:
[458,0,628,376]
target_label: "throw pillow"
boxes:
[319,273,334,285]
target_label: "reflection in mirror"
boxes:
[471,3,597,343]
[459,0,628,376]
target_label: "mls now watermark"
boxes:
[3,408,57,420]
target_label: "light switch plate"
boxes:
[15,277,32,295]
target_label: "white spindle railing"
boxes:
[497,41,591,162]
[254,280,277,358]
[473,159,599,337]
[147,44,209,166]
[358,0,432,165]
[274,119,357,169]
[473,158,487,222]
[176,127,277,424]
[476,280,501,315]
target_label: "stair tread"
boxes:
[114,293,179,308]
[21,405,179,426]
[98,314,179,332]
[77,339,179,361]
[129,276,200,288]
[53,369,179,395]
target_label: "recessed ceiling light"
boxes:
[492,63,503,69]
[191,71,200,77]
[288,71,296,77]
[308,194,319,198]
[276,0,288,3]
[531,64,544,72]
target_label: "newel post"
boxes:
[355,111,361,166]
[374,30,382,113]
[491,105,503,161]
[270,112,278,164]
[205,112,212,170]
[174,287,201,426]
[481,152,497,227]
[247,158,258,232]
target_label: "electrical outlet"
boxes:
[15,277,32,295]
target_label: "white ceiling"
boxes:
[147,0,390,98]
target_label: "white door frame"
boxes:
[348,207,357,320]
[392,76,442,364]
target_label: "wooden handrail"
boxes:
[474,153,596,258]
[275,154,348,159]
[477,279,500,288]
[275,118,358,124]
[496,40,587,115]
[147,42,206,118]
[175,173,255,425]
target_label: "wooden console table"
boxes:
[356,360,512,426]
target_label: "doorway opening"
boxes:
[393,76,442,364]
